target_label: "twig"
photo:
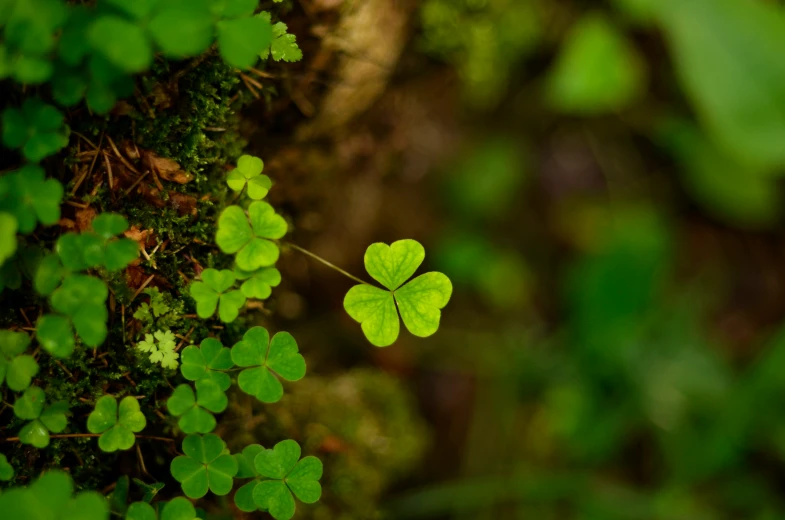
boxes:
[130,274,156,302]
[2,433,175,443]
[284,242,371,285]
[71,132,104,196]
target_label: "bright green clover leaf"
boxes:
[14,386,69,448]
[0,329,38,391]
[252,440,323,520]
[36,314,75,357]
[259,18,303,63]
[216,202,287,271]
[231,327,306,403]
[1,99,69,162]
[0,453,12,481]
[0,165,63,232]
[180,338,234,391]
[217,15,273,69]
[0,470,109,520]
[87,396,147,452]
[0,212,17,265]
[167,380,227,434]
[233,444,265,512]
[344,239,453,347]
[50,273,109,347]
[189,268,246,322]
[126,497,196,520]
[235,266,282,299]
[170,433,238,499]
[227,155,272,200]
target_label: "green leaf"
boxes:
[189,268,245,322]
[0,165,63,231]
[171,434,238,499]
[254,439,300,479]
[1,100,69,162]
[235,444,264,478]
[160,497,197,520]
[109,476,129,516]
[149,7,214,58]
[254,480,294,520]
[126,502,156,520]
[61,491,110,520]
[217,16,273,69]
[286,457,323,503]
[14,385,45,420]
[36,314,75,357]
[217,203,285,271]
[88,15,153,73]
[167,382,225,434]
[19,419,50,448]
[231,327,306,403]
[657,0,785,168]
[234,480,259,512]
[180,338,234,390]
[240,267,281,299]
[92,213,128,238]
[6,354,39,391]
[88,396,146,452]
[548,14,646,114]
[105,0,158,20]
[40,401,69,433]
[51,274,108,315]
[0,453,13,481]
[344,240,452,346]
[264,22,303,63]
[227,155,272,200]
[34,253,64,295]
[0,213,17,264]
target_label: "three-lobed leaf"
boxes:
[170,433,238,499]
[87,395,147,452]
[216,202,287,271]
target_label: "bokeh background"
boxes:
[237,0,785,518]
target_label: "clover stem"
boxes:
[1,433,175,443]
[284,242,372,286]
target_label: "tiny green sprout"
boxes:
[49,273,109,347]
[126,497,197,520]
[87,396,147,452]
[252,440,323,520]
[0,453,13,481]
[0,212,17,265]
[0,329,38,391]
[14,386,69,448]
[170,433,238,499]
[137,329,179,369]
[189,268,246,322]
[343,239,453,347]
[180,338,234,391]
[35,314,75,357]
[235,266,282,299]
[259,15,303,63]
[0,165,63,232]
[0,470,109,520]
[167,380,227,434]
[1,98,69,162]
[233,444,265,512]
[227,155,272,200]
[231,327,306,403]
[216,202,287,271]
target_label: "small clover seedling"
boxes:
[170,433,238,499]
[0,165,63,232]
[0,471,109,519]
[167,380,227,434]
[0,454,13,481]
[126,497,197,520]
[252,440,322,520]
[0,329,38,391]
[87,395,147,452]
[344,239,453,346]
[227,155,272,200]
[235,266,281,299]
[180,338,234,391]
[14,386,69,448]
[233,444,265,512]
[231,327,306,403]
[189,268,246,322]
[1,98,69,162]
[216,202,287,271]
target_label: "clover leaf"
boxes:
[235,266,281,299]
[343,239,453,347]
[170,433,238,499]
[0,329,38,391]
[88,15,153,73]
[34,253,64,296]
[0,454,13,481]
[0,470,109,520]
[216,202,287,271]
[126,497,197,520]
[1,98,69,162]
[0,213,17,265]
[36,314,75,357]
[0,165,63,232]
[167,380,227,434]
[189,268,246,322]
[227,155,272,200]
[87,395,147,452]
[252,440,323,520]
[217,15,273,69]
[180,338,234,391]
[55,214,138,272]
[49,273,109,347]
[233,444,265,512]
[14,386,69,448]
[231,327,306,403]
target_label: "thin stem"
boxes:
[2,433,175,443]
[284,242,371,286]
